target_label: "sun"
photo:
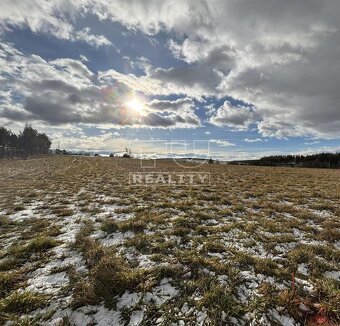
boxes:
[126,98,144,115]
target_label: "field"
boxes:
[0,156,339,325]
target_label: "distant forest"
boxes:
[0,125,51,157]
[232,153,340,169]
[259,153,340,168]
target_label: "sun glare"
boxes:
[126,98,144,114]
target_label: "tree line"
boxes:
[258,153,340,168]
[0,125,51,156]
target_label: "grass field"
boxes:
[0,156,339,325]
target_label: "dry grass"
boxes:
[0,156,339,324]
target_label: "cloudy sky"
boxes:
[0,0,339,160]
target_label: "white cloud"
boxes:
[209,139,236,147]
[209,101,258,130]
[1,0,340,138]
[304,140,320,145]
[0,1,112,48]
[53,132,130,151]
[0,42,201,129]
[73,28,112,47]
[0,0,75,39]
[79,55,88,62]
[49,58,95,81]
[98,69,166,96]
[91,0,340,138]
[244,138,266,143]
[146,98,194,112]
[296,145,340,155]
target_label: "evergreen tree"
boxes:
[18,124,39,153]
[0,127,18,147]
[0,124,52,154]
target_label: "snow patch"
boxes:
[100,231,134,246]
[117,291,141,309]
[145,278,179,305]
[27,272,68,294]
[128,310,144,326]
[324,270,340,281]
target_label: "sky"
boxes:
[0,0,340,160]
